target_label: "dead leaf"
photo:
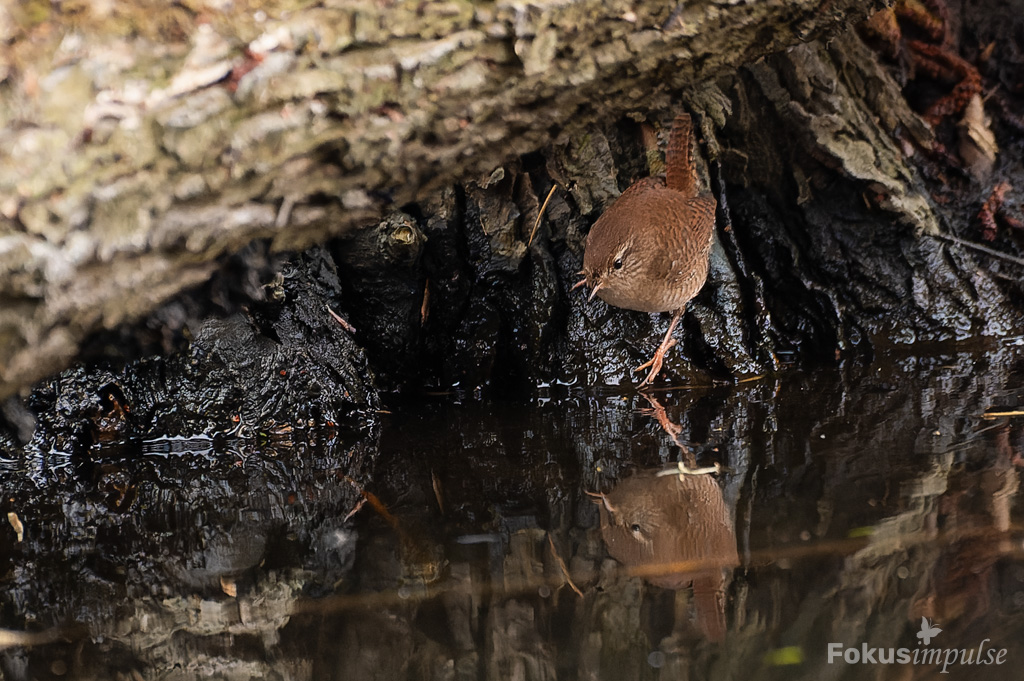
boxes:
[220,576,237,598]
[7,512,23,542]
[959,94,997,180]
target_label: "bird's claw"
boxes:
[635,339,677,387]
[656,461,722,478]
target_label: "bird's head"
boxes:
[574,234,641,303]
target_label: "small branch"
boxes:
[326,305,357,334]
[527,184,558,246]
[928,233,1024,268]
[983,410,1024,420]
[547,534,584,598]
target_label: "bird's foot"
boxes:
[656,461,722,479]
[638,393,684,447]
[635,339,677,387]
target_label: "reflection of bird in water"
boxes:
[638,392,725,474]
[593,467,737,642]
[575,113,717,387]
[639,392,685,448]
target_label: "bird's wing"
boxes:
[686,195,718,250]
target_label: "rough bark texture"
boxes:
[0,0,882,401]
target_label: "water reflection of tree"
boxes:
[753,408,1024,681]
[6,355,1024,680]
[913,423,1022,635]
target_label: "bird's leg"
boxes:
[635,308,684,387]
[638,393,684,448]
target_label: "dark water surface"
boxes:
[3,345,1024,680]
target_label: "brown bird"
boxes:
[575,114,717,386]
[593,468,738,641]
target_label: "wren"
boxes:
[594,468,737,641]
[575,114,716,386]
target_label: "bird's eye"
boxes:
[630,523,642,534]
[613,256,624,270]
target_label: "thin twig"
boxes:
[547,534,584,597]
[326,305,356,334]
[275,196,296,228]
[344,476,400,530]
[343,496,367,522]
[420,278,430,326]
[0,626,71,649]
[528,184,558,246]
[431,470,445,514]
[293,522,1024,616]
[928,232,1024,268]
[983,410,1024,419]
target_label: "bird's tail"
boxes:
[666,114,698,197]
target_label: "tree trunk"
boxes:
[0,0,881,401]
[4,0,1024,448]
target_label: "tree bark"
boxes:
[0,0,881,400]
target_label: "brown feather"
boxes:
[666,114,698,197]
[579,112,717,385]
[582,177,716,313]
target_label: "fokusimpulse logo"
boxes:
[828,617,1007,674]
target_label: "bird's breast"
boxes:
[584,182,715,313]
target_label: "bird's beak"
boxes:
[585,490,616,514]
[571,270,602,301]
[587,281,604,301]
